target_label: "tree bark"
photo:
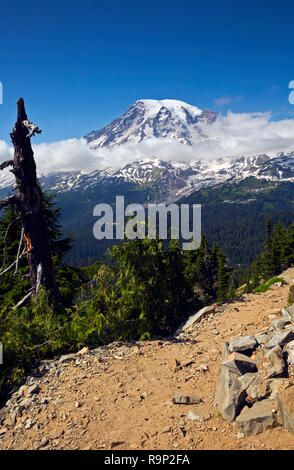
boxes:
[5,98,58,297]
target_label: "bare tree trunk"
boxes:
[1,98,58,298]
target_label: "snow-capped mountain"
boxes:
[2,99,294,204]
[42,151,294,199]
[85,99,218,148]
[1,151,294,204]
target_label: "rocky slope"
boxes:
[1,270,294,450]
[85,99,218,148]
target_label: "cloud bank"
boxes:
[1,111,294,177]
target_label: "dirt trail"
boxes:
[1,269,294,450]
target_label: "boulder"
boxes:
[187,408,211,422]
[172,394,202,405]
[256,345,285,378]
[222,352,257,376]
[215,366,247,422]
[285,340,294,366]
[59,354,76,364]
[222,341,230,360]
[228,335,257,354]
[236,399,275,436]
[180,305,217,331]
[277,386,294,433]
[271,318,291,331]
[26,384,40,396]
[238,372,258,390]
[255,331,273,346]
[246,375,271,402]
[268,378,290,399]
[265,329,294,349]
[282,305,294,322]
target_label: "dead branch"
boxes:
[0,196,16,210]
[0,247,26,276]
[14,228,24,274]
[22,120,42,138]
[0,216,21,271]
[0,160,13,171]
[12,291,33,310]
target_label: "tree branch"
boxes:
[0,216,21,271]
[12,291,32,310]
[14,228,24,275]
[0,196,17,210]
[0,160,13,171]
[22,120,42,139]
[0,247,26,276]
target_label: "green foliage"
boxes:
[0,192,85,309]
[109,238,200,338]
[0,192,234,399]
[66,236,233,346]
[253,276,286,293]
[288,284,294,305]
[0,288,68,397]
[249,219,294,286]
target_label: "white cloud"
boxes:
[1,111,294,177]
[214,96,232,107]
[0,140,13,162]
[214,95,243,107]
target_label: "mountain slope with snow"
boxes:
[1,99,294,203]
[37,151,294,201]
[85,99,218,148]
[2,152,294,205]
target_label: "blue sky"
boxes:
[0,0,294,143]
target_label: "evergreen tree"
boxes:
[0,192,84,307]
[215,244,230,301]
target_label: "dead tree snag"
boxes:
[0,98,58,300]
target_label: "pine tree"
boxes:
[215,244,230,301]
[271,221,287,275]
[0,192,83,308]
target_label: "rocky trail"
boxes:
[2,269,294,450]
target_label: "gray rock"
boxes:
[277,386,294,433]
[59,354,76,364]
[27,384,40,396]
[267,378,290,399]
[285,340,294,366]
[19,398,31,408]
[188,408,211,421]
[236,399,275,436]
[222,352,257,376]
[246,375,271,401]
[282,305,294,322]
[172,394,202,405]
[228,335,257,353]
[0,408,7,425]
[17,385,27,397]
[24,418,34,429]
[272,318,291,331]
[265,329,294,349]
[39,437,49,448]
[180,305,216,331]
[238,372,258,390]
[215,366,247,422]
[222,341,230,360]
[255,331,273,346]
[256,345,285,378]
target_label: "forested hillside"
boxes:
[51,177,294,268]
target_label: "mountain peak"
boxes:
[85,99,218,148]
[134,98,203,121]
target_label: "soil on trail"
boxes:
[1,269,294,450]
